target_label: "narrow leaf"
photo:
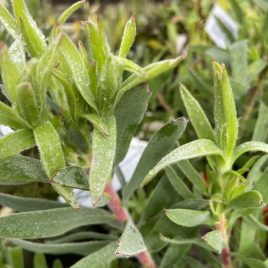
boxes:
[89,115,116,206]
[165,209,212,227]
[33,253,47,268]
[0,207,117,239]
[8,247,24,268]
[115,221,146,257]
[119,16,136,58]
[12,0,46,57]
[0,155,48,185]
[34,121,65,178]
[124,118,187,201]
[252,102,268,142]
[213,62,238,158]
[0,3,18,38]
[0,129,35,160]
[180,84,215,142]
[141,139,223,187]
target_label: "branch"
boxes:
[104,183,156,268]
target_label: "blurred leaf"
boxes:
[252,102,268,142]
[202,230,224,253]
[12,0,46,57]
[123,118,187,201]
[165,209,213,227]
[8,37,26,68]
[11,239,109,256]
[213,62,238,158]
[0,155,48,185]
[141,139,222,187]
[180,84,215,142]
[253,167,268,203]
[33,253,47,268]
[115,86,151,165]
[8,247,24,268]
[229,0,243,24]
[115,221,146,257]
[34,121,65,178]
[252,0,268,11]
[0,101,31,129]
[0,193,67,211]
[0,129,35,160]
[70,242,117,268]
[228,191,263,209]
[0,207,118,239]
[247,60,267,83]
[165,166,194,199]
[89,115,116,206]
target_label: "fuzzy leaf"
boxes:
[165,209,212,227]
[0,193,67,211]
[12,0,46,57]
[0,155,48,185]
[89,115,116,206]
[119,16,136,58]
[124,118,187,200]
[54,166,88,190]
[231,141,268,164]
[141,139,223,187]
[0,207,117,239]
[202,230,224,253]
[0,129,35,160]
[34,121,65,178]
[115,221,146,257]
[11,239,109,256]
[0,101,31,129]
[0,47,20,102]
[8,37,26,68]
[0,3,18,38]
[180,84,215,142]
[60,34,97,111]
[213,62,238,158]
[228,190,264,209]
[70,242,117,268]
[82,114,108,136]
[252,102,268,142]
[115,86,151,164]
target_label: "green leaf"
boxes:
[70,242,117,268]
[180,84,215,142]
[252,102,268,142]
[8,37,26,68]
[0,207,118,239]
[8,247,24,268]
[60,33,97,111]
[0,101,31,129]
[231,141,268,164]
[0,46,21,103]
[115,86,151,165]
[89,115,116,206]
[230,40,248,88]
[11,239,109,256]
[119,16,136,58]
[165,209,213,227]
[52,184,78,209]
[165,166,194,199]
[0,155,48,185]
[123,118,187,201]
[12,0,46,57]
[0,193,67,211]
[114,56,183,108]
[34,121,65,178]
[246,215,268,232]
[115,221,146,257]
[228,190,264,209]
[141,139,222,187]
[0,129,35,160]
[253,167,268,203]
[57,0,84,25]
[234,254,267,268]
[82,114,108,136]
[247,60,267,83]
[33,253,47,268]
[52,260,63,268]
[213,62,238,158]
[0,2,19,39]
[177,160,207,195]
[16,82,40,127]
[202,230,224,253]
[54,166,88,190]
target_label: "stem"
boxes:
[216,214,232,268]
[104,183,156,268]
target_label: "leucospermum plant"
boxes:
[142,63,268,267]
[0,0,183,267]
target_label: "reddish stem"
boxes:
[104,183,156,268]
[216,215,232,268]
